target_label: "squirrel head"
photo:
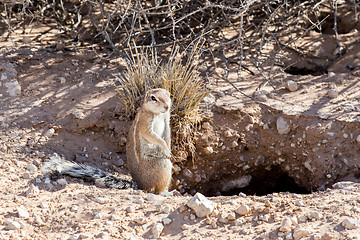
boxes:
[143,88,171,114]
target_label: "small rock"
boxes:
[126,206,135,213]
[295,200,304,207]
[356,135,360,143]
[79,233,90,239]
[71,109,85,119]
[203,146,214,155]
[151,223,164,238]
[60,77,66,84]
[297,214,307,223]
[293,228,310,240]
[93,213,102,219]
[328,89,338,98]
[163,206,171,214]
[26,184,40,198]
[95,197,110,204]
[4,220,21,230]
[68,234,80,240]
[276,117,291,135]
[328,72,336,78]
[181,224,190,230]
[17,206,30,219]
[44,128,55,137]
[57,178,68,186]
[332,181,355,189]
[235,204,251,216]
[342,218,359,230]
[179,205,187,213]
[254,92,268,101]
[70,205,79,212]
[26,163,38,173]
[146,193,162,203]
[162,217,172,225]
[286,80,298,92]
[230,141,238,148]
[227,212,236,221]
[279,217,293,232]
[306,211,322,220]
[5,80,21,96]
[224,129,233,138]
[187,192,216,218]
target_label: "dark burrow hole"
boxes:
[284,66,324,76]
[215,166,311,196]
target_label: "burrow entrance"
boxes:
[220,166,311,197]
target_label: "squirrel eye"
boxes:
[151,96,157,101]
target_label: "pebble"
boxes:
[57,178,68,186]
[179,205,187,213]
[44,128,55,137]
[306,211,322,220]
[295,200,304,207]
[224,129,233,138]
[297,214,307,223]
[332,181,355,189]
[276,117,291,134]
[93,213,102,219]
[70,205,79,212]
[4,220,21,230]
[254,92,268,101]
[328,89,338,98]
[71,109,85,119]
[235,204,251,216]
[356,135,360,143]
[279,217,292,232]
[60,77,66,84]
[68,234,80,240]
[95,197,110,204]
[342,218,359,230]
[203,146,214,155]
[126,206,135,213]
[230,141,238,148]
[181,224,191,230]
[151,223,164,238]
[26,163,38,173]
[187,192,216,218]
[146,193,162,203]
[162,217,172,225]
[292,228,310,240]
[26,184,40,198]
[17,206,30,219]
[286,80,298,92]
[227,212,236,221]
[5,80,21,96]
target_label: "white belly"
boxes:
[152,114,166,137]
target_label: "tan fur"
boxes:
[126,88,172,194]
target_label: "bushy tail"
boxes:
[40,153,135,189]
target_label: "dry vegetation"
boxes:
[3,0,359,87]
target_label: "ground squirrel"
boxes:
[41,88,172,194]
[126,88,173,194]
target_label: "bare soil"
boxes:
[1,17,360,240]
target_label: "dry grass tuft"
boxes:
[115,42,208,161]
